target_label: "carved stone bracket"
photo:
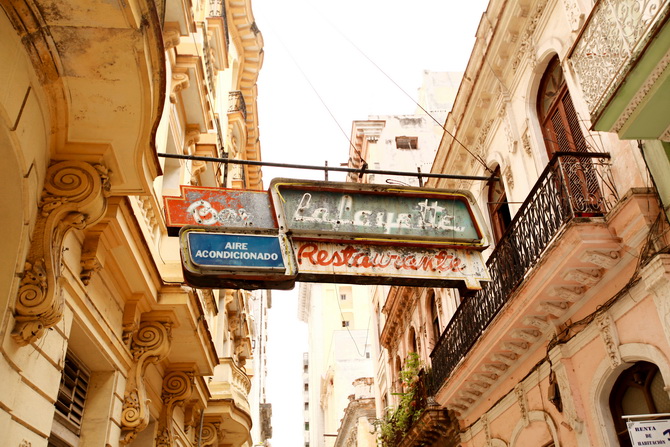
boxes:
[170,72,190,103]
[155,369,195,447]
[120,320,173,445]
[163,25,181,50]
[12,161,111,346]
[198,421,222,447]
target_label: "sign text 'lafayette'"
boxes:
[273,182,483,244]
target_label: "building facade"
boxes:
[375,0,670,446]
[297,283,374,447]
[0,0,267,445]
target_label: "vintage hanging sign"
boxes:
[171,179,491,291]
[180,226,297,290]
[164,185,277,236]
[293,240,490,290]
[270,179,487,247]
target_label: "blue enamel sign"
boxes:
[187,232,285,271]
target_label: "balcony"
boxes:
[228,91,247,120]
[429,153,620,400]
[569,0,670,139]
[382,372,460,447]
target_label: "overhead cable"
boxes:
[157,152,496,182]
[300,1,494,175]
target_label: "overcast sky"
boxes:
[252,0,490,444]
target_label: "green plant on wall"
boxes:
[377,352,424,446]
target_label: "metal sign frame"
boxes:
[164,185,277,236]
[269,178,489,248]
[180,226,297,290]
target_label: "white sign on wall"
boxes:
[627,419,670,446]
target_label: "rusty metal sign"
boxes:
[270,179,487,247]
[293,239,490,290]
[180,226,297,290]
[164,185,277,236]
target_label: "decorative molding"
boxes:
[482,413,492,445]
[596,312,622,369]
[12,161,110,346]
[522,129,532,155]
[503,165,514,190]
[170,72,190,103]
[155,369,195,447]
[198,421,221,447]
[515,385,530,427]
[185,126,201,154]
[512,1,547,71]
[561,0,584,31]
[550,353,584,433]
[579,250,620,269]
[563,268,602,286]
[120,320,173,445]
[163,26,181,50]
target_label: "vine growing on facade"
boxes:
[377,352,425,446]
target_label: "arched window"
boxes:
[429,291,440,346]
[609,362,670,447]
[408,327,417,354]
[538,55,588,157]
[487,166,512,243]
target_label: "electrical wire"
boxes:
[157,152,497,182]
[298,0,494,176]
[260,20,367,169]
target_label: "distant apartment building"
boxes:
[297,283,375,447]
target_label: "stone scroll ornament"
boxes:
[155,369,195,446]
[12,161,110,346]
[120,321,173,445]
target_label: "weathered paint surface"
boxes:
[164,185,277,235]
[271,179,486,246]
[293,240,490,290]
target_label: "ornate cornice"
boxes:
[120,320,173,445]
[12,161,110,346]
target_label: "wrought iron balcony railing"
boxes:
[570,0,669,118]
[428,152,618,395]
[228,91,247,120]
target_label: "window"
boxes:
[396,136,418,149]
[340,293,347,301]
[610,362,670,447]
[48,352,90,447]
[304,422,310,431]
[304,383,309,391]
[487,166,512,243]
[342,320,350,327]
[408,327,417,354]
[538,56,588,157]
[429,292,440,345]
[538,55,601,214]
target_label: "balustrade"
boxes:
[428,152,617,395]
